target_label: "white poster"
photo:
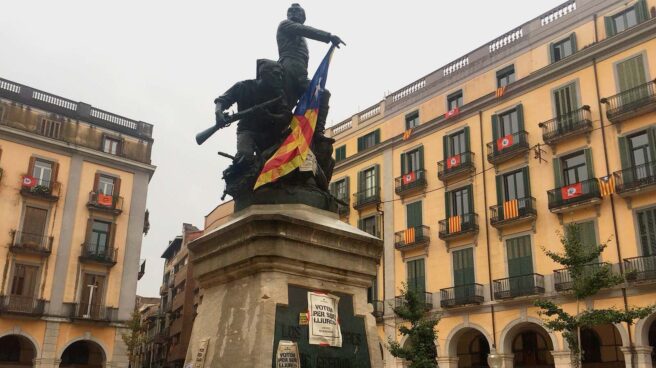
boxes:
[307,291,342,347]
[276,340,300,368]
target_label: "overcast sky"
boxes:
[0,0,567,296]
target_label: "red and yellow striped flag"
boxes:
[503,199,519,219]
[496,86,507,98]
[254,47,335,189]
[404,227,416,244]
[403,128,413,141]
[449,215,461,233]
[598,175,615,197]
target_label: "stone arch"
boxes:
[0,330,40,366]
[0,329,41,359]
[58,337,108,367]
[612,322,631,348]
[634,313,656,347]
[499,317,560,354]
[443,323,494,357]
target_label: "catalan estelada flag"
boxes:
[254,46,335,189]
[503,199,519,219]
[598,175,615,197]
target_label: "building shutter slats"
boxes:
[553,158,563,188]
[584,148,595,179]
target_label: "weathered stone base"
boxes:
[185,204,383,368]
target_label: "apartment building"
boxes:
[326,0,656,367]
[0,77,155,367]
[134,301,165,368]
[158,224,203,368]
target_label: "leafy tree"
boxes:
[535,223,655,368]
[122,309,144,367]
[387,284,439,368]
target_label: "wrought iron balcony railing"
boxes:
[395,292,433,311]
[0,295,46,315]
[394,225,430,250]
[438,213,479,240]
[352,187,381,210]
[493,273,545,299]
[20,179,59,201]
[394,169,427,196]
[624,255,656,282]
[440,284,484,308]
[10,230,53,254]
[489,197,537,228]
[371,300,384,322]
[486,130,529,165]
[547,178,601,212]
[79,243,117,266]
[438,151,476,181]
[601,79,656,124]
[613,161,656,194]
[68,302,118,322]
[539,106,592,144]
[87,191,124,214]
[553,262,613,291]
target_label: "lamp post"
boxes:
[487,346,503,368]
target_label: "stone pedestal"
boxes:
[185,204,384,368]
[550,350,573,368]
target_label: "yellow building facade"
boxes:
[327,0,656,366]
[0,78,155,367]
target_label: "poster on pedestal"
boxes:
[276,340,300,368]
[307,291,342,347]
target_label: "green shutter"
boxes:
[584,148,595,179]
[569,33,578,54]
[416,259,426,294]
[418,146,425,171]
[445,191,451,218]
[400,152,407,175]
[492,114,500,139]
[549,43,555,64]
[453,248,475,286]
[345,177,350,197]
[522,167,531,197]
[467,184,474,214]
[374,164,380,191]
[329,182,335,196]
[464,127,471,152]
[618,135,631,170]
[495,174,504,205]
[407,201,423,228]
[618,56,647,92]
[578,221,597,261]
[636,0,649,23]
[358,170,365,192]
[507,235,533,277]
[443,135,450,159]
[374,129,381,145]
[553,157,563,188]
[516,104,525,131]
[648,128,656,165]
[604,16,615,38]
[357,136,364,152]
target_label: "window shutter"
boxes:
[549,43,555,63]
[492,114,500,139]
[464,127,471,152]
[579,221,597,260]
[495,175,504,205]
[443,135,450,160]
[618,135,631,170]
[516,104,525,131]
[114,177,122,196]
[400,153,407,175]
[445,191,451,218]
[569,33,578,53]
[604,16,615,38]
[374,129,381,145]
[648,128,656,164]
[553,158,563,188]
[358,170,365,192]
[467,185,474,214]
[345,177,350,198]
[407,261,416,292]
[522,167,532,197]
[27,157,36,177]
[51,162,59,184]
[636,0,649,23]
[418,146,425,171]
[374,164,380,191]
[93,173,100,193]
[406,201,423,228]
[84,218,93,248]
[357,136,364,152]
[584,148,595,179]
[109,222,118,253]
[416,259,425,294]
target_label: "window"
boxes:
[445,129,469,157]
[449,186,472,216]
[492,105,525,142]
[334,145,346,162]
[506,235,533,277]
[39,118,62,139]
[359,215,378,237]
[550,34,577,63]
[616,55,647,93]
[447,90,463,111]
[619,129,656,179]
[407,258,425,294]
[499,109,520,136]
[330,177,349,201]
[80,273,105,313]
[553,83,578,117]
[629,132,652,168]
[606,0,648,37]
[32,159,53,186]
[502,168,529,201]
[367,275,378,303]
[21,206,48,246]
[359,166,379,198]
[453,248,475,287]
[405,111,419,130]
[637,207,656,255]
[89,220,111,254]
[102,136,120,155]
[406,201,423,229]
[401,147,424,174]
[562,151,589,185]
[10,264,39,297]
[496,65,516,87]
[357,129,380,152]
[97,175,115,196]
[569,221,597,259]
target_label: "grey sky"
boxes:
[0,0,566,296]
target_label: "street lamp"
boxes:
[487,346,502,368]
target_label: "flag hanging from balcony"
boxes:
[403,128,413,141]
[22,175,36,188]
[598,175,615,197]
[402,171,416,185]
[404,227,416,244]
[447,154,461,169]
[449,215,462,233]
[97,193,113,207]
[503,199,519,219]
[254,46,335,190]
[496,86,507,98]
[497,134,514,151]
[561,182,583,199]
[445,107,460,119]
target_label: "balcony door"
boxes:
[407,259,425,295]
[630,131,655,180]
[401,147,424,175]
[10,264,39,311]
[506,235,534,296]
[554,83,578,130]
[32,159,53,187]
[498,168,531,219]
[446,186,473,230]
[89,220,111,256]
[406,201,423,239]
[453,248,475,301]
[21,206,48,248]
[637,208,656,256]
[617,55,647,103]
[80,274,105,318]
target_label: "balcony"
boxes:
[486,131,529,165]
[614,162,656,196]
[489,197,537,229]
[352,187,381,211]
[68,302,118,322]
[624,255,656,282]
[0,295,45,316]
[440,284,484,308]
[539,106,592,145]
[79,244,117,266]
[554,263,613,291]
[394,225,430,252]
[493,274,545,299]
[9,230,53,255]
[20,179,60,202]
[394,169,427,196]
[395,292,433,311]
[601,79,656,124]
[438,213,479,241]
[87,191,124,215]
[547,178,602,213]
[437,151,476,182]
[371,300,384,323]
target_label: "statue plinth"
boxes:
[185,204,384,368]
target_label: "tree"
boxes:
[535,223,655,368]
[122,309,144,367]
[387,284,439,368]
